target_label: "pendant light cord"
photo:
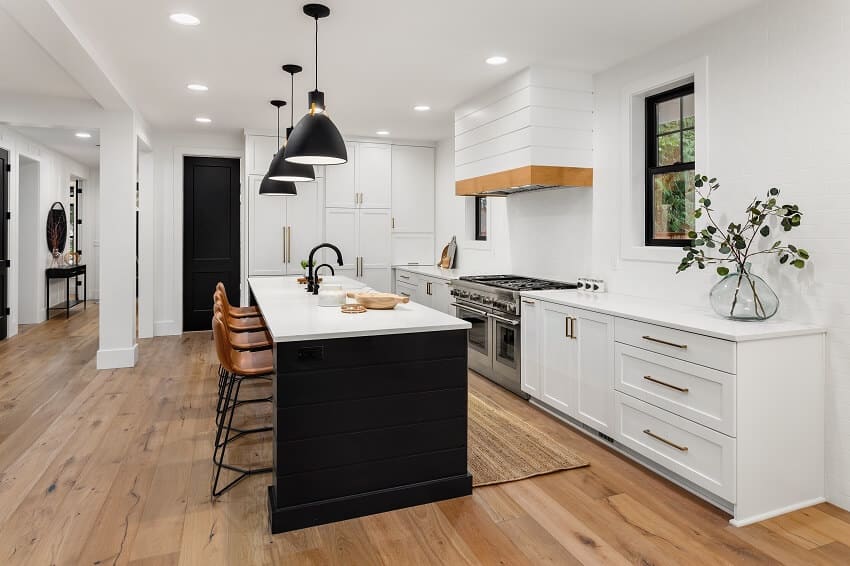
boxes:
[314,17,319,89]
[276,104,281,147]
[290,73,295,128]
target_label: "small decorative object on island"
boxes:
[677,175,809,321]
[300,259,315,278]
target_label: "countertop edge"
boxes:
[520,290,826,342]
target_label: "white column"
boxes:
[96,110,138,369]
[137,149,154,339]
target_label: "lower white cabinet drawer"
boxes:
[615,317,736,373]
[615,343,736,436]
[395,280,417,299]
[615,392,736,502]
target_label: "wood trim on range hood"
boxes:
[455,165,593,196]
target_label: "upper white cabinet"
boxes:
[325,142,358,208]
[391,145,435,233]
[248,175,322,276]
[358,143,392,209]
[324,208,392,292]
[247,135,281,176]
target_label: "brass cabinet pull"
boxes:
[565,316,570,338]
[642,335,688,349]
[643,375,689,393]
[565,316,577,340]
[521,299,535,305]
[643,429,688,452]
[571,317,577,340]
[399,275,410,280]
[286,226,292,263]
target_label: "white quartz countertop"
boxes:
[520,290,825,342]
[392,265,468,281]
[249,276,470,342]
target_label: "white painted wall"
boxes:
[591,0,850,510]
[0,125,91,335]
[17,158,39,324]
[150,130,243,336]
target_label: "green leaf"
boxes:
[719,245,731,254]
[760,225,770,237]
[791,259,805,269]
[798,249,810,259]
[769,187,779,196]
[735,239,747,250]
[788,244,797,252]
[694,209,702,219]
[707,225,717,234]
[779,254,789,264]
[695,178,704,188]
[687,231,698,239]
[703,198,711,207]
[709,178,717,183]
[717,266,730,276]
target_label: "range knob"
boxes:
[481,296,494,305]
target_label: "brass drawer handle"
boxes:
[643,375,689,393]
[521,299,535,305]
[643,429,688,452]
[642,335,688,349]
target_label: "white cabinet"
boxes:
[247,135,281,176]
[324,208,391,291]
[520,298,541,397]
[429,278,451,314]
[358,143,392,209]
[248,175,322,276]
[391,145,434,232]
[532,301,614,433]
[392,269,454,315]
[325,142,358,208]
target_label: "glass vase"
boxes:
[709,269,779,321]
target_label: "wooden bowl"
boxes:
[296,276,322,285]
[346,292,410,310]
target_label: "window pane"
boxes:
[682,94,695,129]
[652,170,695,240]
[656,98,680,133]
[657,132,681,165]
[683,128,695,162]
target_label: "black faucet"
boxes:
[314,263,336,277]
[307,243,344,294]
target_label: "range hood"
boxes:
[454,67,594,196]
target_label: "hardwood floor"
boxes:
[1,305,849,565]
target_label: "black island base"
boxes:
[268,328,472,534]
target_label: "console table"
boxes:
[46,264,87,319]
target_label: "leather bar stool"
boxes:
[216,282,261,318]
[214,291,266,333]
[211,312,273,498]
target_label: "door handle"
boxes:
[392,217,395,229]
[487,313,520,326]
[642,335,688,349]
[643,375,689,393]
[450,302,487,316]
[282,227,287,263]
[565,316,577,339]
[286,226,292,264]
[643,429,688,452]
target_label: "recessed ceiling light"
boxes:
[75,132,91,139]
[187,83,208,92]
[486,55,508,66]
[195,117,212,124]
[170,13,200,26]
[413,105,431,112]
[376,130,390,136]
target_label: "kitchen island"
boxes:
[248,276,473,534]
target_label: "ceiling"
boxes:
[14,126,100,167]
[0,6,90,99]
[15,1,759,142]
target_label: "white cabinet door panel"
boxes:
[361,268,391,293]
[391,145,434,232]
[248,136,280,176]
[358,209,392,267]
[540,302,577,416]
[324,142,357,208]
[324,208,357,271]
[358,143,392,208]
[284,179,322,274]
[429,278,451,315]
[248,175,285,276]
[521,298,541,397]
[575,308,614,435]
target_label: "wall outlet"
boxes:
[577,277,606,293]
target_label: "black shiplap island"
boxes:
[248,276,472,534]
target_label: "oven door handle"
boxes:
[487,312,520,326]
[450,302,488,316]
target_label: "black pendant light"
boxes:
[259,100,297,195]
[267,64,316,182]
[284,3,348,166]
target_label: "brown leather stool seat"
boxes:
[216,282,260,318]
[213,297,266,333]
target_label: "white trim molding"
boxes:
[618,56,709,265]
[96,343,139,369]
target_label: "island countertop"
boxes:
[249,276,470,342]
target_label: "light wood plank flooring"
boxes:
[1,305,849,565]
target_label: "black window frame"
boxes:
[645,82,695,247]
[474,196,487,241]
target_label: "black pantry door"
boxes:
[183,156,241,331]
[0,148,8,340]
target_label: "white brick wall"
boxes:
[592,0,850,510]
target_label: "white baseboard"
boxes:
[154,320,181,336]
[96,344,139,369]
[729,497,827,527]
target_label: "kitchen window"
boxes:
[645,83,695,246]
[474,196,487,241]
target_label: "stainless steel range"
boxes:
[450,275,577,399]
